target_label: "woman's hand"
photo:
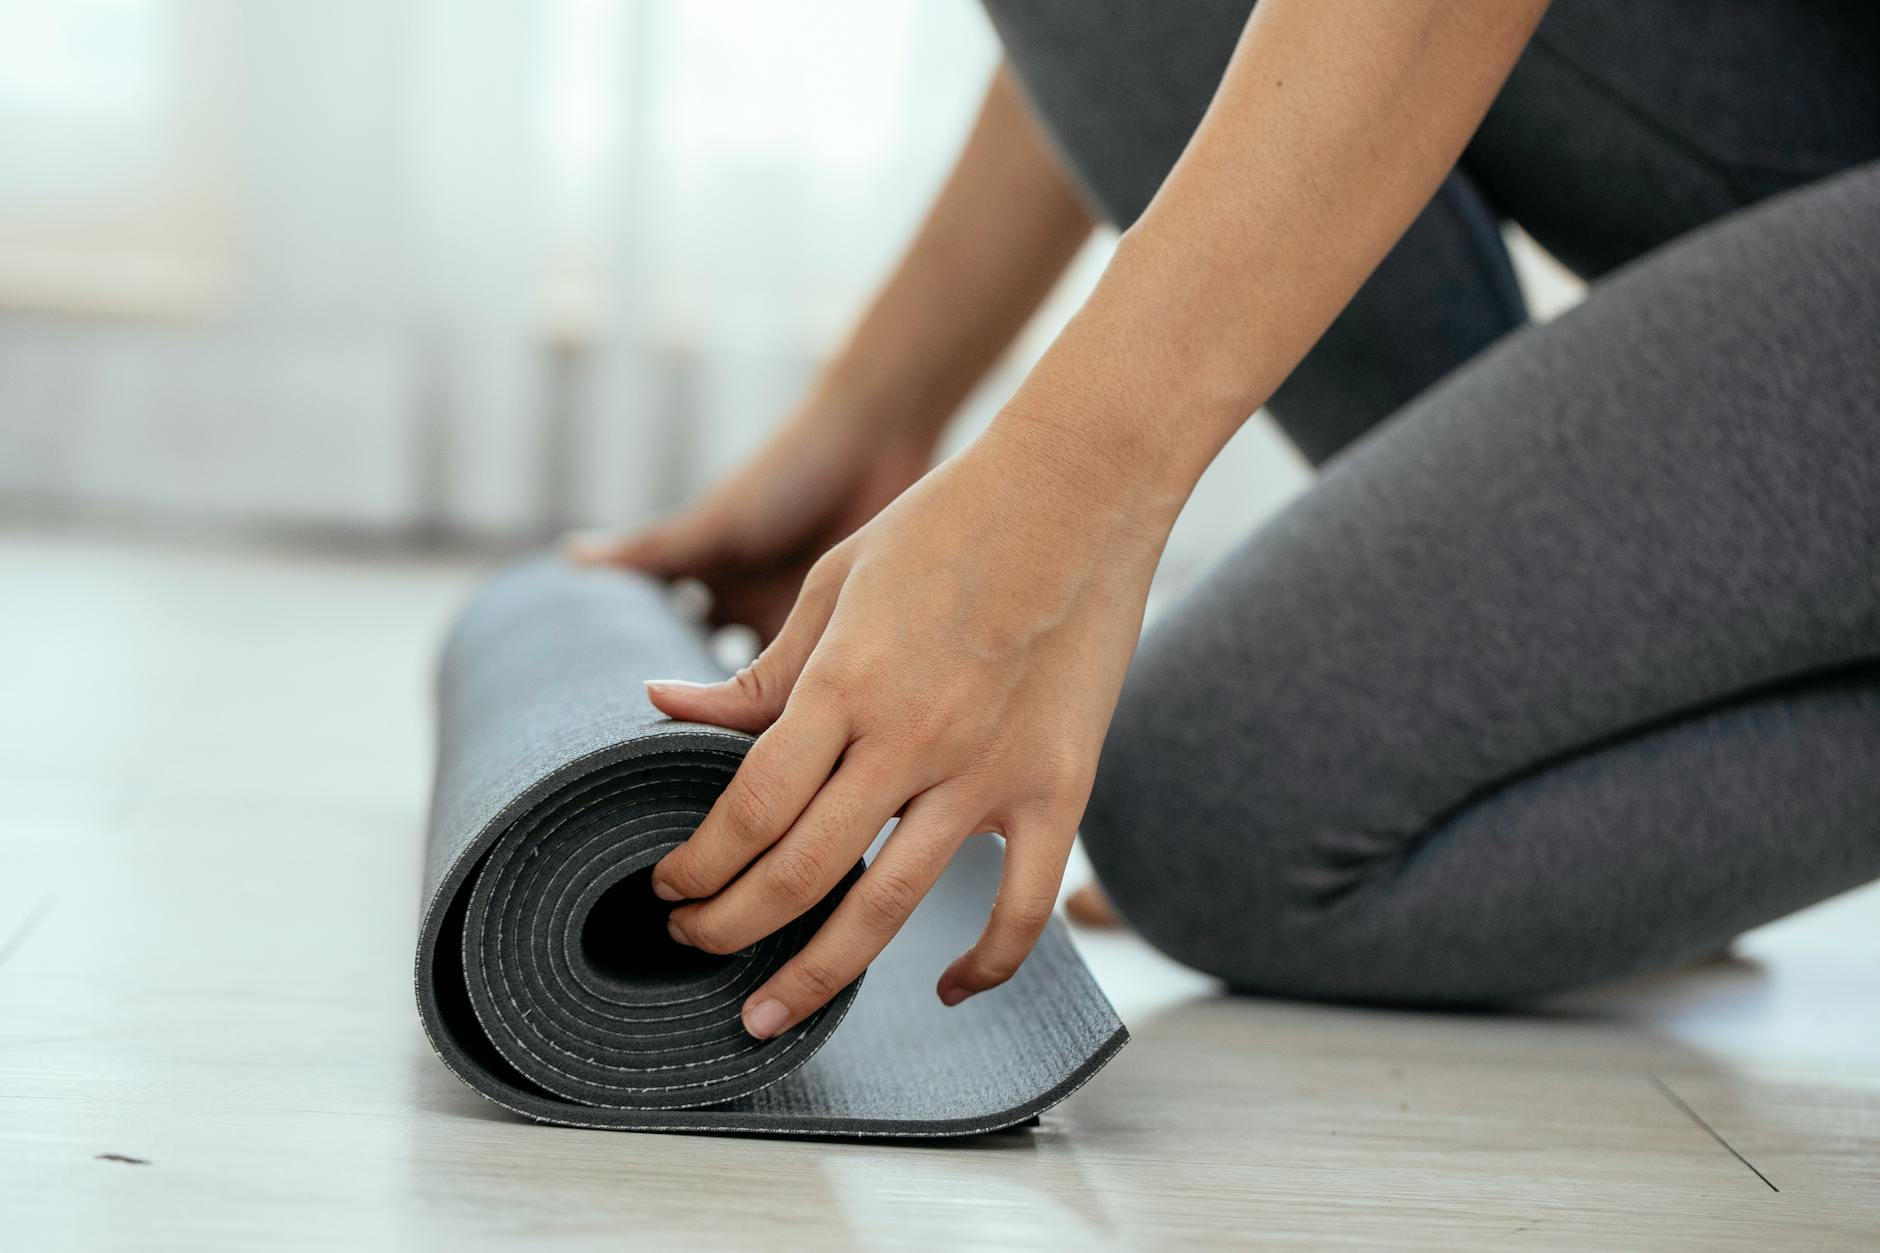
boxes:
[570,62,1096,641]
[572,405,933,641]
[604,0,1556,1039]
[643,407,1175,1038]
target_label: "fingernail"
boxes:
[937,983,969,1008]
[651,879,683,902]
[743,999,790,1039]
[644,678,707,694]
[666,914,691,946]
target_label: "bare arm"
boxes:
[1003,0,1549,515]
[580,65,1092,635]
[820,63,1093,442]
[649,1,1552,1038]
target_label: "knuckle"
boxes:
[803,552,846,597]
[1031,745,1093,801]
[995,794,1089,852]
[681,910,737,955]
[720,775,778,844]
[853,866,924,934]
[762,844,827,907]
[790,664,850,714]
[1000,893,1057,938]
[966,951,1022,988]
[659,854,707,897]
[896,696,952,747]
[787,952,848,1004]
[732,662,776,709]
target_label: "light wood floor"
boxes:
[3,529,1877,1250]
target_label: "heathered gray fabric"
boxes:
[986,0,1880,463]
[984,0,1880,1001]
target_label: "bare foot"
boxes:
[1066,884,1124,928]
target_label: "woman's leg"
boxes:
[983,0,1880,460]
[983,0,1528,465]
[1081,163,1880,1003]
[1470,0,1880,279]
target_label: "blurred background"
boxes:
[0,0,1577,581]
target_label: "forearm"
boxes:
[993,0,1548,527]
[810,64,1093,444]
[645,2,1558,1028]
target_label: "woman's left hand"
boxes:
[645,404,1174,1039]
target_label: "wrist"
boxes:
[985,318,1245,545]
[978,384,1191,565]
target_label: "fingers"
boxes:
[649,556,851,902]
[650,706,848,902]
[936,820,1073,1006]
[644,562,841,733]
[566,516,714,577]
[664,751,909,955]
[736,791,970,1039]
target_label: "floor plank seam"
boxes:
[1646,1071,1779,1193]
[0,896,54,974]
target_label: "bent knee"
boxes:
[1081,727,1618,1006]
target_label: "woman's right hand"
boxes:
[571,405,934,641]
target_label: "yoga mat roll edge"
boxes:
[414,557,1127,1136]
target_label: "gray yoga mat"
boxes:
[414,556,1127,1136]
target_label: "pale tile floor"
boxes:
[2,529,1876,1250]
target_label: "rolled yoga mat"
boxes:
[415,557,1127,1136]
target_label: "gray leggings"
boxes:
[985,0,1880,1002]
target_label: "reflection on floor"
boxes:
[2,530,1875,1250]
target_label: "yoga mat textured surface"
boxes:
[415,557,1127,1135]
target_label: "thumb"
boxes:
[645,559,843,733]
